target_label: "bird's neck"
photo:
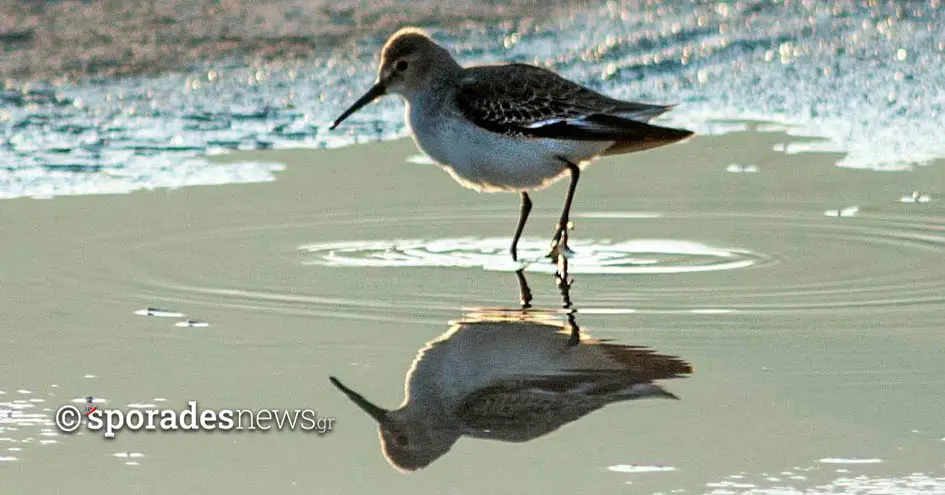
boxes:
[404,60,462,106]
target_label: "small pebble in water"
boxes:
[899,191,931,203]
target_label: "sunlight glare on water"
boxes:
[2,1,944,198]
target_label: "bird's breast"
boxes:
[406,103,587,192]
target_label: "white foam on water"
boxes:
[608,464,677,474]
[0,156,285,200]
[2,2,943,199]
[134,308,186,318]
[579,308,637,315]
[707,471,945,495]
[405,154,436,165]
[175,320,209,328]
[299,237,769,275]
[113,452,145,458]
[824,206,859,218]
[727,164,759,173]
[707,481,758,489]
[577,212,663,219]
[900,192,932,204]
[818,458,883,465]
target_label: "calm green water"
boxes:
[2,132,944,493]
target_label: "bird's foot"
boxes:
[550,242,575,260]
[554,270,571,294]
[568,329,581,347]
[546,225,574,262]
[515,269,533,309]
[564,311,580,347]
[566,326,580,347]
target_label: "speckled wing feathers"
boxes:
[455,377,608,442]
[455,64,691,147]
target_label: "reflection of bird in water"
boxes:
[330,271,692,472]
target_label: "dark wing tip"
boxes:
[611,102,677,122]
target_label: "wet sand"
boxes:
[1,0,577,80]
[2,130,944,493]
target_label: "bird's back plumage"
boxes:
[455,63,693,154]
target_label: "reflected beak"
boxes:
[329,80,387,130]
[329,376,389,423]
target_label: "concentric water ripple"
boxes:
[294,209,945,314]
[49,206,945,319]
[298,237,773,275]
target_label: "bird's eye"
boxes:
[394,433,408,446]
[395,60,409,72]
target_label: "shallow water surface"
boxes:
[1,134,943,493]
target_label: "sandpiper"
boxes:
[329,274,692,471]
[331,27,693,262]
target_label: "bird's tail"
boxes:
[603,120,694,156]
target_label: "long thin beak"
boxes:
[329,376,388,422]
[329,81,386,130]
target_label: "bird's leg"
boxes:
[510,191,532,262]
[548,159,580,261]
[566,312,580,347]
[515,269,533,309]
[555,264,580,347]
[555,257,572,306]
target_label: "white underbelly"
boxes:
[408,109,611,193]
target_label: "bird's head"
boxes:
[330,27,456,129]
[329,376,458,472]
